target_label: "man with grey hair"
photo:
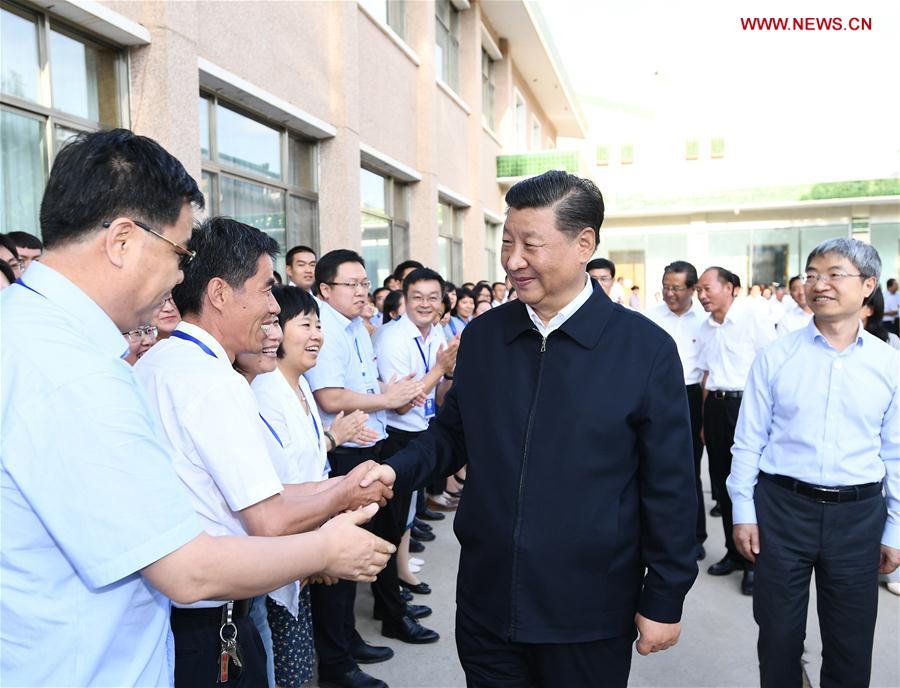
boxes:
[728,237,899,688]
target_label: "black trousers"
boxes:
[754,475,886,688]
[455,607,635,688]
[370,427,420,622]
[310,446,380,674]
[686,383,707,545]
[171,604,267,687]
[703,394,751,567]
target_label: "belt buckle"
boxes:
[713,390,725,400]
[816,486,841,503]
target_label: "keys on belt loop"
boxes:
[217,602,243,683]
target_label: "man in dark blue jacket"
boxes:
[365,170,698,687]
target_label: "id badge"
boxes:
[424,397,436,418]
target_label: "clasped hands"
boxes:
[343,460,396,509]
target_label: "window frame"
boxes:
[435,0,460,91]
[481,48,495,130]
[438,197,464,284]
[360,166,410,285]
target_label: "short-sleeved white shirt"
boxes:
[375,315,447,432]
[697,299,777,391]
[776,304,813,337]
[646,300,706,385]
[135,322,284,607]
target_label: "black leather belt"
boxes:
[170,598,252,623]
[711,390,743,400]
[329,440,383,458]
[761,472,883,503]
[387,425,426,439]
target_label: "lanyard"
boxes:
[414,338,432,374]
[170,329,283,447]
[448,319,457,336]
[14,279,44,297]
[353,337,369,378]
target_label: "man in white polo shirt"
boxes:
[695,266,776,596]
[136,219,395,687]
[647,260,708,560]
[374,267,459,645]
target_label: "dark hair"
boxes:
[704,266,738,290]
[286,245,316,264]
[0,235,20,261]
[887,278,897,289]
[471,283,492,304]
[273,270,283,285]
[272,284,320,358]
[461,282,474,290]
[452,288,475,317]
[39,129,203,250]
[315,249,365,293]
[383,275,398,288]
[382,290,404,321]
[863,287,889,342]
[788,275,803,289]
[441,293,452,317]
[393,260,424,280]
[663,260,698,288]
[492,281,506,290]
[444,281,457,294]
[7,231,43,251]
[0,260,16,285]
[172,217,279,316]
[586,257,615,278]
[373,286,390,300]
[402,267,445,296]
[505,170,604,245]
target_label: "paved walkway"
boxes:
[334,468,900,687]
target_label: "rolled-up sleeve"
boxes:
[881,380,900,548]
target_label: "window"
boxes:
[620,143,634,165]
[514,91,527,150]
[360,0,405,37]
[484,219,501,282]
[711,136,725,159]
[435,0,460,91]
[481,49,495,130]
[596,145,609,166]
[531,115,541,151]
[1,1,126,235]
[360,168,409,287]
[752,244,789,286]
[438,199,464,283]
[200,93,319,266]
[685,139,699,160]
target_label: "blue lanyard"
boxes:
[170,329,283,447]
[448,319,457,336]
[414,338,432,374]
[310,412,320,440]
[353,337,368,378]
[14,279,44,297]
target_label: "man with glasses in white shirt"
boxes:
[647,261,709,560]
[307,249,425,688]
[729,238,899,687]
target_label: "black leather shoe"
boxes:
[374,603,431,621]
[741,570,755,596]
[412,518,432,532]
[709,503,722,517]
[697,544,706,561]
[399,587,413,602]
[417,507,445,521]
[409,538,425,553]
[399,579,431,595]
[350,639,394,664]
[318,668,387,688]
[381,616,440,644]
[410,526,435,542]
[707,556,740,576]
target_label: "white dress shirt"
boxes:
[698,299,777,391]
[135,322,284,607]
[646,300,706,385]
[884,290,900,323]
[375,315,448,432]
[776,304,813,336]
[305,300,387,445]
[526,275,594,339]
[728,320,899,547]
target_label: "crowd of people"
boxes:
[1,128,898,688]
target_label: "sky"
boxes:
[538,0,900,182]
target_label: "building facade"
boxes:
[0,0,586,284]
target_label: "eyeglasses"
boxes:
[326,280,372,292]
[661,285,689,293]
[5,257,23,272]
[408,294,443,305]
[596,276,614,284]
[103,219,196,266]
[801,272,867,285]
[122,325,158,342]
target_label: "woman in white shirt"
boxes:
[247,286,377,686]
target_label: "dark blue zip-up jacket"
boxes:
[387,281,698,643]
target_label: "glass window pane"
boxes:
[391,222,409,268]
[437,236,450,281]
[1,8,41,103]
[289,136,316,191]
[362,212,392,287]
[1,109,46,236]
[288,195,318,253]
[216,104,282,180]
[50,28,119,125]
[53,125,80,156]
[387,0,405,38]
[200,171,216,217]
[220,175,286,253]
[361,168,387,214]
[200,97,210,160]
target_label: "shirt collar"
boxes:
[319,299,355,332]
[173,321,232,361]
[397,313,439,342]
[806,317,865,349]
[660,299,702,319]
[18,261,129,359]
[525,274,593,332]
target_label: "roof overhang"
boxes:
[481,0,587,139]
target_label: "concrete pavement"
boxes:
[330,468,900,687]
